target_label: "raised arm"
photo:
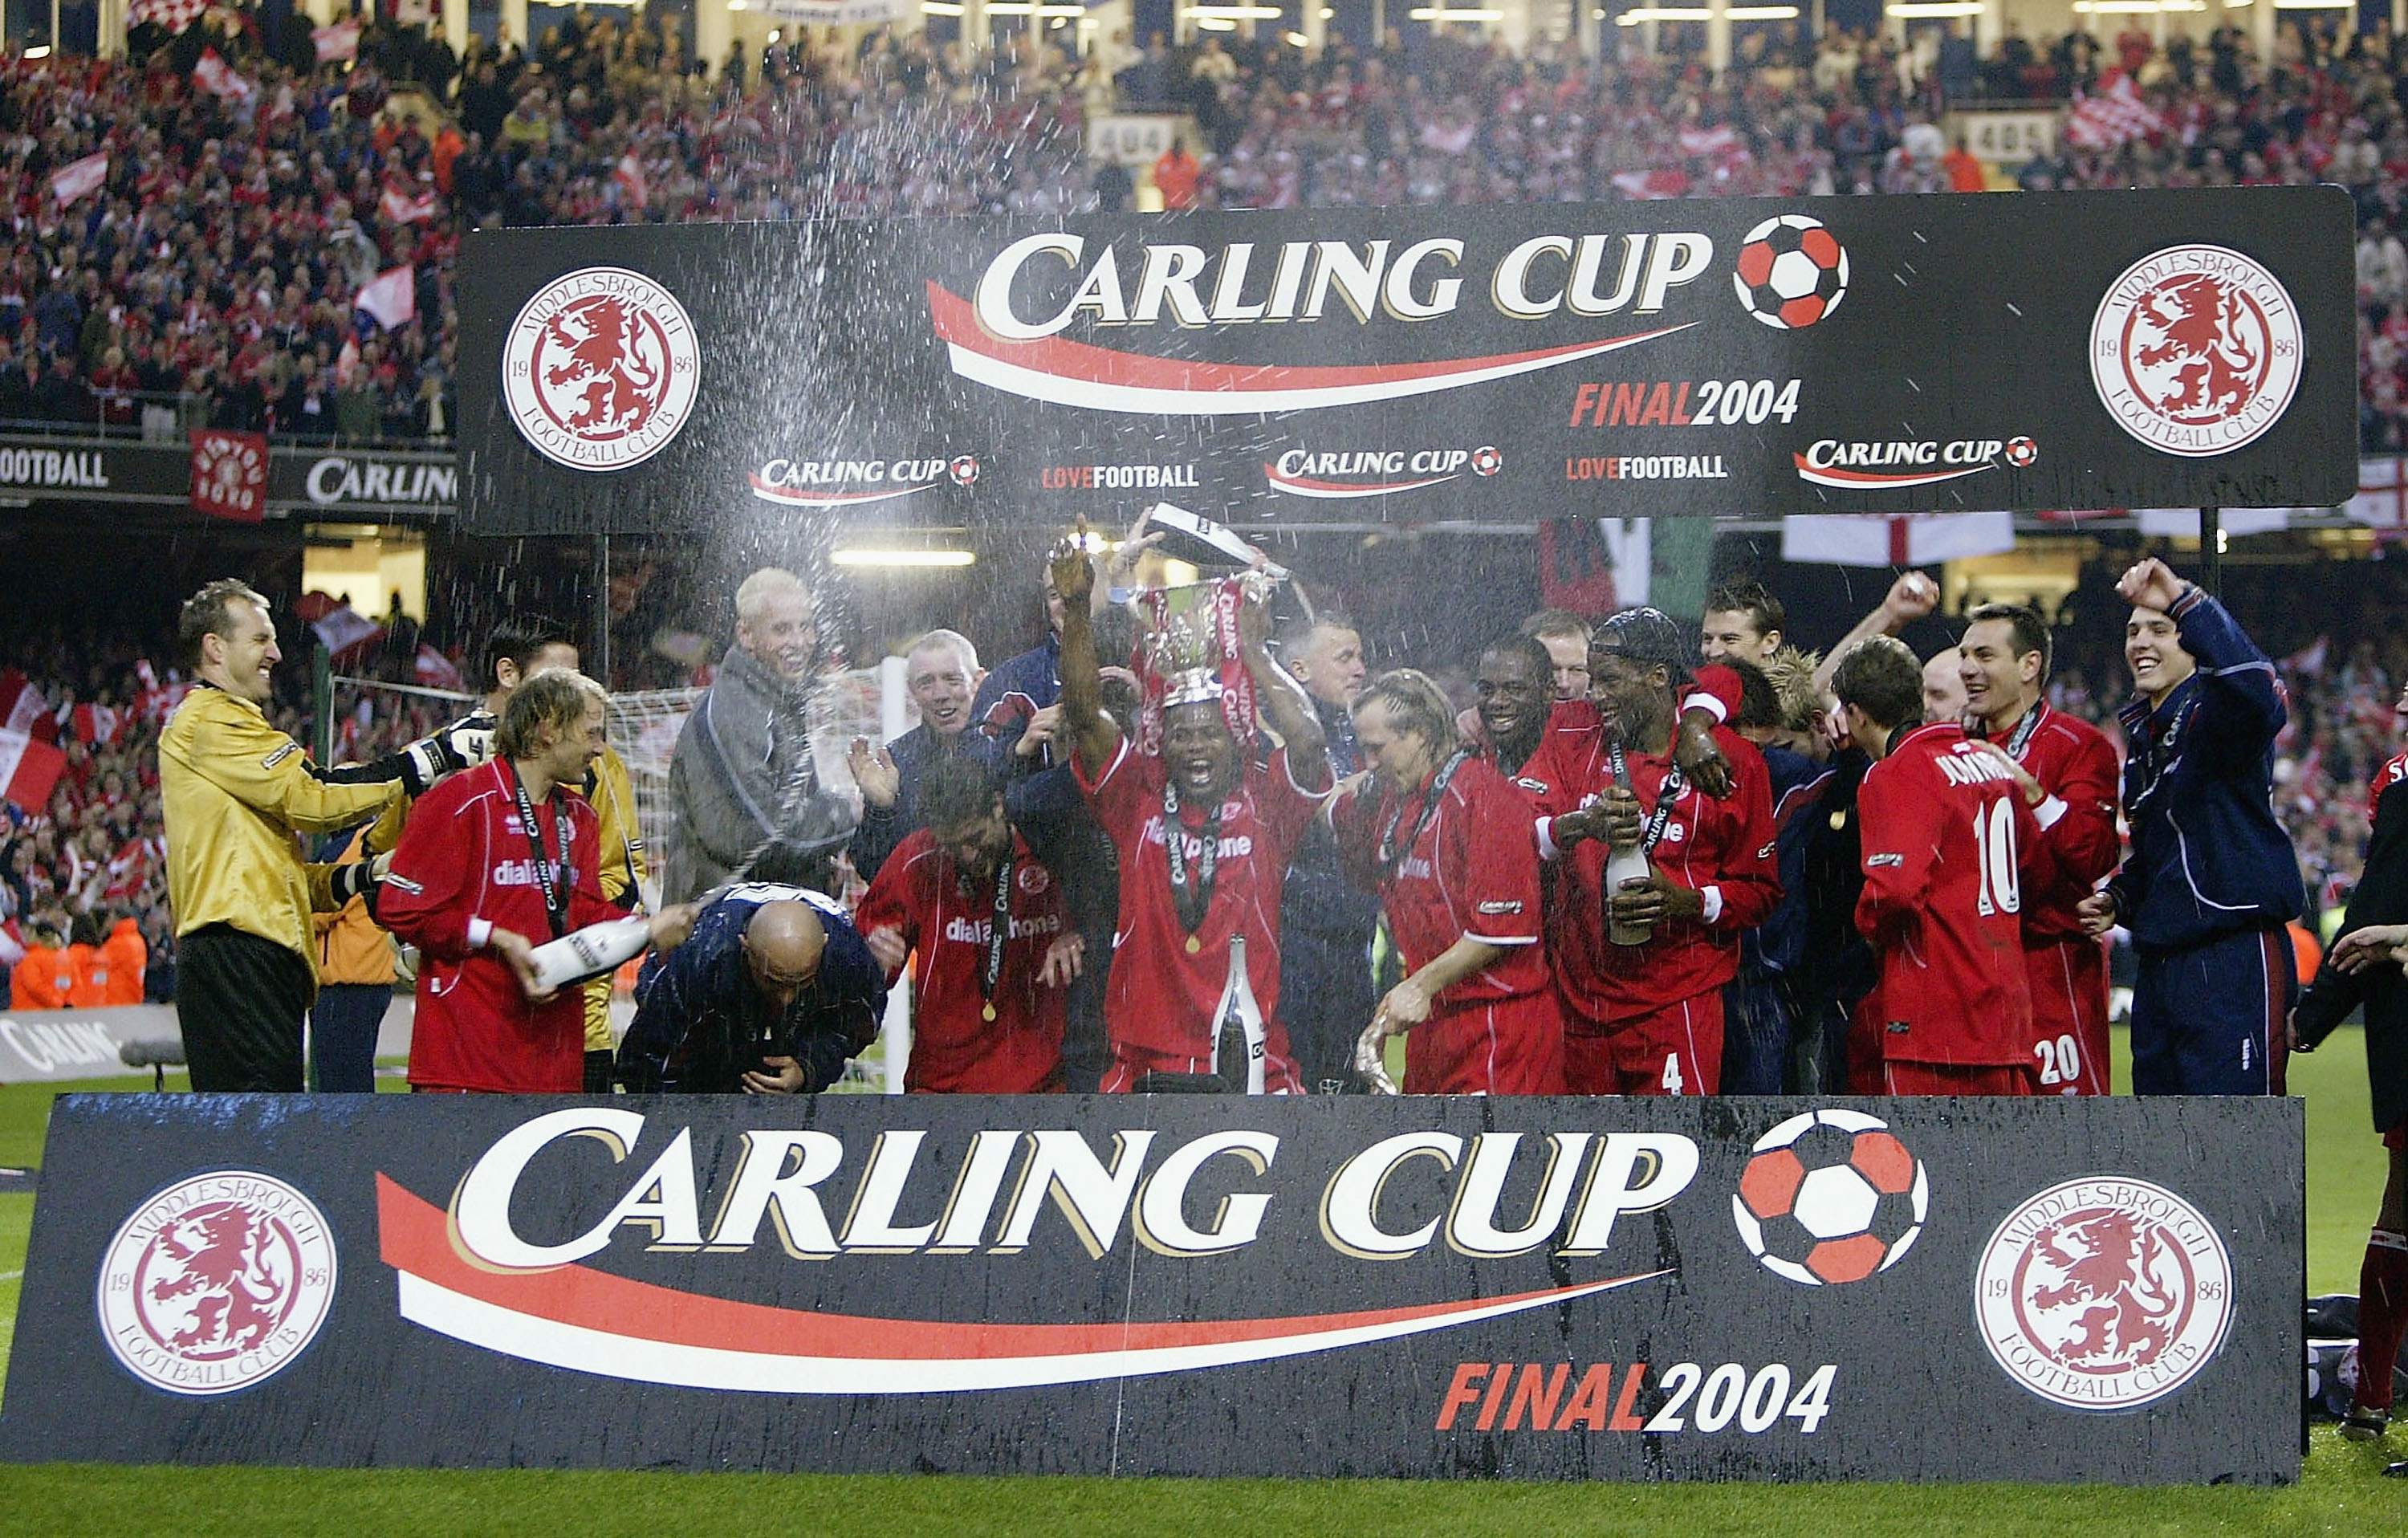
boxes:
[1813,572,1938,698]
[1051,535,1121,778]
[1240,589,1328,787]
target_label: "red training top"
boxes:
[1854,722,2039,1066]
[1076,736,1324,1060]
[856,827,1069,1094]
[1975,703,2121,946]
[382,758,618,1093]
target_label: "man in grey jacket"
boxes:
[665,568,857,902]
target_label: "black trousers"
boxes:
[308,982,389,1092]
[177,925,315,1092]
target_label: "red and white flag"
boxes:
[190,429,268,522]
[380,183,438,224]
[614,153,649,212]
[0,728,67,815]
[129,0,209,33]
[312,18,362,61]
[49,152,109,206]
[304,599,384,657]
[1610,169,1690,200]
[334,334,360,387]
[0,669,46,735]
[354,265,415,331]
[1780,512,2016,568]
[193,49,256,104]
[2134,507,2292,539]
[414,644,465,694]
[2064,70,2163,150]
[71,702,125,747]
[1676,124,1743,159]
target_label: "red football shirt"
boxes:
[855,827,1068,1094]
[1854,722,2037,1067]
[1330,754,1548,1000]
[382,759,618,1093]
[1077,736,1324,1059]
[1525,702,1780,1026]
[1976,703,2121,944]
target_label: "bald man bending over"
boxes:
[616,879,886,1094]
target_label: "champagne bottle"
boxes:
[1208,932,1268,1094]
[1605,751,1655,948]
[526,914,652,995]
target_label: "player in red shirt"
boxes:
[1330,669,1561,1094]
[1837,637,2040,1096]
[1527,608,1780,1096]
[856,751,1083,1093]
[383,672,692,1092]
[1050,537,1331,1093]
[1958,603,2121,1095]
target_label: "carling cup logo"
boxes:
[96,1170,337,1396]
[503,267,699,471]
[1975,1176,2232,1411]
[2089,245,2302,458]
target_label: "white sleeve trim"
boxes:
[467,917,493,950]
[1682,690,1727,723]
[1483,934,1541,946]
[2035,795,2068,831]
[1536,816,1561,862]
[1700,885,1723,925]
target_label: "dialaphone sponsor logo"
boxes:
[2090,244,2303,459]
[1974,1175,2234,1410]
[1266,446,1500,498]
[97,1170,337,1396]
[305,456,457,507]
[379,1108,1697,1393]
[931,232,1709,413]
[0,447,107,488]
[503,267,700,472]
[748,455,978,507]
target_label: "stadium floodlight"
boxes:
[2272,0,2350,7]
[1618,6,1714,21]
[1727,6,1801,16]
[1410,5,1507,17]
[1885,2,1985,14]
[921,1,963,11]
[1182,4,1286,14]
[830,548,978,568]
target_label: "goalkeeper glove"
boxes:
[399,721,496,795]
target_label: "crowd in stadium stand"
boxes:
[8,11,2408,441]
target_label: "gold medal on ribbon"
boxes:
[1186,935,1202,954]
[981,1002,997,1023]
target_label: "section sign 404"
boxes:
[454,189,2353,535]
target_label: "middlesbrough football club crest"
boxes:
[96,1170,337,1396]
[2090,245,2303,458]
[503,267,699,471]
[1975,1176,2233,1410]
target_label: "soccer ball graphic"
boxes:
[1470,445,1503,478]
[2005,435,2039,469]
[948,454,981,487]
[1733,214,1850,330]
[1733,1109,1928,1285]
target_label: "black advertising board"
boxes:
[0,435,456,519]
[1,1093,2300,1483]
[453,189,2354,536]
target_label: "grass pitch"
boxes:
[0,1036,2402,1534]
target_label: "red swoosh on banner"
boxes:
[1263,466,1458,498]
[1792,455,1993,490]
[928,282,1690,413]
[746,472,942,507]
[376,1175,1661,1381]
